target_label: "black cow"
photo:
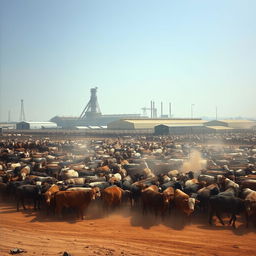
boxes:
[209,193,245,228]
[197,184,220,211]
[16,184,42,211]
[6,180,30,198]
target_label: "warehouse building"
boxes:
[204,120,256,130]
[16,121,57,130]
[154,124,207,135]
[107,119,207,130]
[50,116,79,128]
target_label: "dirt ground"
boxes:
[1,200,256,256]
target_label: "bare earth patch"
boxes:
[1,201,255,256]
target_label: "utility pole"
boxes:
[169,102,172,118]
[8,110,11,122]
[191,104,195,119]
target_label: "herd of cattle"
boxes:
[0,135,256,229]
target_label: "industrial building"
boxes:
[50,87,141,128]
[50,116,79,128]
[204,120,256,130]
[154,120,256,135]
[16,121,57,130]
[154,124,207,135]
[108,119,207,130]
[0,123,16,130]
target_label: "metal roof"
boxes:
[124,119,206,124]
[220,120,255,123]
[21,122,57,124]
[156,123,205,127]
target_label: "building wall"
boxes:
[204,120,256,129]
[154,125,170,135]
[16,122,57,130]
[107,120,135,130]
[16,122,30,130]
[155,124,207,135]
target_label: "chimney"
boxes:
[153,101,155,118]
[150,101,153,118]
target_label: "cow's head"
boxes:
[245,200,256,216]
[20,172,26,181]
[184,198,200,216]
[36,184,42,197]
[44,191,52,205]
[91,187,101,199]
[44,185,59,205]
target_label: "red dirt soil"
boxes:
[1,201,255,256]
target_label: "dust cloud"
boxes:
[181,150,207,177]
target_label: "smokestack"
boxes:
[169,102,172,118]
[153,101,155,118]
[161,102,163,117]
[150,101,153,118]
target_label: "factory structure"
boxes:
[50,87,141,128]
[3,87,256,134]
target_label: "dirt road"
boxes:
[1,201,255,256]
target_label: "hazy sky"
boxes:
[1,0,256,122]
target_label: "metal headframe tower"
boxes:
[79,87,102,119]
[19,99,26,121]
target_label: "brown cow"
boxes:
[54,187,100,219]
[163,186,175,202]
[242,188,256,227]
[163,186,175,214]
[20,165,31,180]
[141,187,169,217]
[101,185,132,211]
[174,189,199,216]
[142,185,159,192]
[241,179,256,191]
[44,184,60,206]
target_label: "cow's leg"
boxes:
[161,210,167,220]
[55,205,62,218]
[168,202,174,215]
[17,199,20,212]
[245,212,249,228]
[216,212,225,226]
[80,207,85,220]
[22,198,26,210]
[154,208,158,218]
[142,204,146,215]
[208,209,214,225]
[228,214,233,225]
[34,199,37,210]
[231,214,237,228]
[103,201,109,215]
